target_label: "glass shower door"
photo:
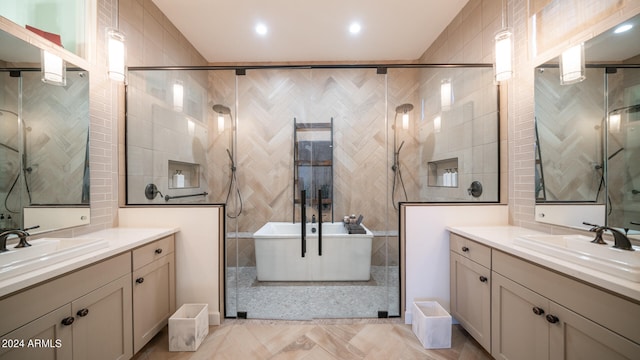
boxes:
[228,67,397,319]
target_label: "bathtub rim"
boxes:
[253,221,373,238]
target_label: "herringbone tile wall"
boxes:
[23,70,90,205]
[534,67,605,202]
[207,66,498,267]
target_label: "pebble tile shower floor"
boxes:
[226,266,400,319]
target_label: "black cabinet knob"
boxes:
[77,308,89,317]
[532,307,545,316]
[461,246,469,252]
[479,276,488,283]
[155,248,163,254]
[546,314,559,324]
[136,277,145,284]
[61,317,75,326]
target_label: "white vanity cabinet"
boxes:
[491,250,640,360]
[132,235,176,353]
[0,253,133,360]
[449,233,491,352]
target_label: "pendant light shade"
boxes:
[402,112,409,130]
[560,43,585,85]
[41,50,66,86]
[441,79,452,111]
[609,113,621,133]
[494,29,513,81]
[107,28,126,82]
[218,114,225,133]
[173,81,184,112]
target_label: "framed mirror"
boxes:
[534,13,640,233]
[0,26,90,234]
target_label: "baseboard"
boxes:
[209,311,221,326]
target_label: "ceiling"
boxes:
[585,13,640,62]
[150,0,470,63]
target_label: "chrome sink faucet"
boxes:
[583,222,634,251]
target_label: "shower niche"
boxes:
[427,158,459,187]
[168,160,200,189]
[293,118,334,222]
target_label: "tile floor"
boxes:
[133,319,492,359]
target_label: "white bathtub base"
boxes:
[254,222,373,282]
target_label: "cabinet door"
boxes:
[450,252,491,352]
[491,272,549,360]
[0,305,73,360]
[132,253,176,353]
[548,302,640,360]
[72,274,133,360]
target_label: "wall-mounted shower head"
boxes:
[395,103,414,114]
[212,104,231,115]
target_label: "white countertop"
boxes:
[447,225,640,301]
[0,227,179,298]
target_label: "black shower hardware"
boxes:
[391,103,413,210]
[214,103,243,218]
[144,183,163,200]
[467,181,483,198]
[318,189,323,256]
[144,183,208,201]
[301,189,306,258]
[224,148,243,218]
[212,104,231,115]
[164,192,208,201]
[1,109,33,212]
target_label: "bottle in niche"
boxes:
[443,169,451,187]
[173,170,185,188]
[452,168,458,187]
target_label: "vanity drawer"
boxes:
[450,233,491,268]
[132,235,175,270]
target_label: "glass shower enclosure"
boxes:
[125,65,500,320]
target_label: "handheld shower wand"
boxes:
[391,104,413,210]
[224,148,243,218]
[223,144,243,222]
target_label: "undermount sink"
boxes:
[514,234,640,282]
[0,237,108,281]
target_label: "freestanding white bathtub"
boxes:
[253,222,373,281]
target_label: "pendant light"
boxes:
[441,79,452,111]
[494,0,513,81]
[107,28,126,81]
[560,43,585,85]
[107,0,126,82]
[173,81,184,112]
[609,113,621,133]
[41,50,66,86]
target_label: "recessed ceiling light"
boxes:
[614,24,633,34]
[255,23,268,36]
[349,22,361,34]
